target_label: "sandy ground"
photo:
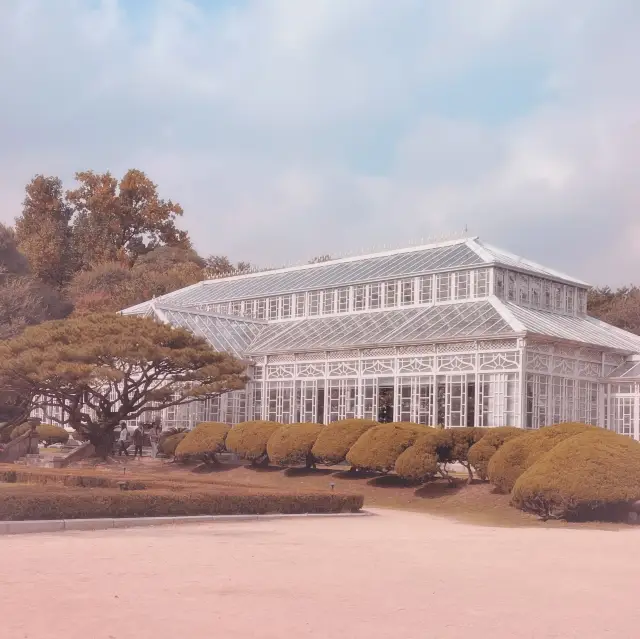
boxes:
[1,509,639,639]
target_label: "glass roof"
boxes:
[147,241,485,306]
[245,302,513,354]
[608,361,640,379]
[157,306,265,358]
[504,303,640,352]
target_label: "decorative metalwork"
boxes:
[361,359,395,376]
[327,350,359,359]
[397,357,434,374]
[437,354,475,372]
[362,347,396,357]
[479,339,518,351]
[478,352,520,371]
[437,342,472,353]
[296,363,326,378]
[577,361,602,379]
[327,361,360,377]
[526,351,550,373]
[552,357,576,376]
[266,364,295,380]
[397,344,435,355]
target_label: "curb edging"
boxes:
[0,510,374,536]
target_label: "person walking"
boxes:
[117,422,130,457]
[149,418,161,459]
[132,423,145,459]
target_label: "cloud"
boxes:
[0,0,639,285]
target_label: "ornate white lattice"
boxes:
[552,357,576,375]
[361,359,395,376]
[526,351,550,372]
[327,361,360,377]
[478,351,520,371]
[437,342,473,353]
[268,354,295,364]
[605,353,625,366]
[527,342,553,353]
[577,361,602,379]
[327,350,359,360]
[361,347,395,357]
[397,344,435,355]
[556,345,578,358]
[295,352,325,362]
[478,339,518,351]
[296,362,326,378]
[253,366,264,380]
[266,364,295,379]
[578,348,602,363]
[436,354,475,372]
[397,357,434,374]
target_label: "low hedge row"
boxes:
[0,467,146,490]
[0,485,364,520]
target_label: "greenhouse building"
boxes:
[122,237,640,440]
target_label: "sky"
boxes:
[0,0,639,286]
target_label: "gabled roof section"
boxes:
[467,239,589,287]
[246,301,515,355]
[500,301,640,353]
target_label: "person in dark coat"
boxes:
[132,424,145,459]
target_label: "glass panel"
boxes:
[369,283,382,309]
[281,294,292,319]
[384,281,397,308]
[436,273,451,302]
[308,291,321,316]
[454,271,470,300]
[323,289,335,315]
[354,285,366,311]
[419,276,433,303]
[337,287,349,313]
[295,293,306,317]
[473,269,489,298]
[399,279,414,306]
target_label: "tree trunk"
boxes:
[89,429,116,460]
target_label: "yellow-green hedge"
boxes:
[488,423,595,493]
[175,422,230,462]
[9,423,68,446]
[511,429,640,521]
[267,423,324,467]
[160,432,187,456]
[225,420,281,462]
[0,485,365,520]
[311,419,379,465]
[347,422,429,473]
[468,426,526,480]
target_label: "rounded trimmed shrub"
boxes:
[36,424,69,446]
[160,431,187,457]
[394,429,446,482]
[225,420,282,464]
[9,422,32,440]
[488,422,595,493]
[311,419,379,465]
[175,422,230,463]
[266,423,324,468]
[468,426,526,480]
[346,422,429,473]
[512,430,640,521]
[394,427,485,482]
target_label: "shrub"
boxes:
[346,422,429,473]
[468,427,526,480]
[488,422,595,493]
[9,422,31,440]
[311,419,379,465]
[512,430,640,521]
[225,420,281,464]
[160,432,187,457]
[175,422,230,464]
[0,485,365,520]
[267,423,324,468]
[36,424,69,446]
[8,422,69,446]
[394,427,485,483]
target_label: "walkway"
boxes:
[1,509,638,638]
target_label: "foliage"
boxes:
[225,421,281,463]
[512,430,640,521]
[394,427,485,483]
[67,169,190,270]
[488,423,595,493]
[158,429,188,457]
[69,248,206,315]
[588,286,640,335]
[0,485,364,520]
[266,423,324,468]
[0,314,246,457]
[9,422,32,440]
[311,419,379,465]
[346,422,428,473]
[0,223,30,276]
[15,175,75,288]
[175,422,230,463]
[36,424,69,446]
[468,427,526,480]
[204,255,251,278]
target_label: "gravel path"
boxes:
[1,509,638,638]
